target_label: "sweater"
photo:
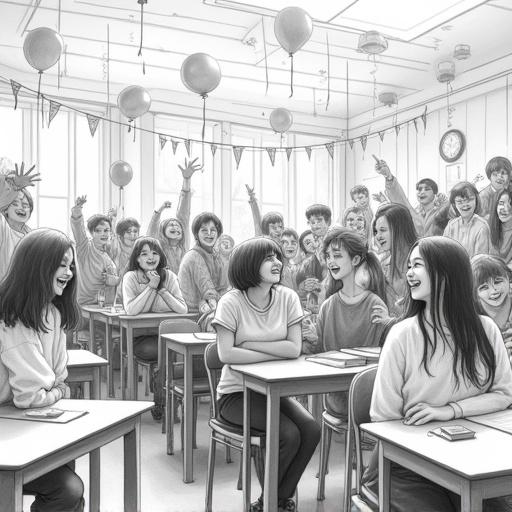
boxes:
[443,214,490,259]
[0,305,69,408]
[0,213,30,283]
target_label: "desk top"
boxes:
[67,349,108,367]
[0,399,152,469]
[231,356,376,383]
[80,304,124,317]
[161,332,216,345]
[361,417,512,479]
[118,312,198,321]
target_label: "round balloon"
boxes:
[23,27,64,72]
[269,108,293,133]
[274,7,313,55]
[109,160,133,188]
[181,53,221,96]
[117,86,151,121]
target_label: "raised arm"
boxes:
[0,162,40,210]
[70,195,89,250]
[147,201,172,238]
[245,184,263,236]
[177,158,202,251]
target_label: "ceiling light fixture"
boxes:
[437,60,456,83]
[378,91,398,107]
[357,30,388,55]
[453,44,471,60]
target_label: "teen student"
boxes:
[0,161,39,282]
[347,185,373,239]
[341,206,367,241]
[443,181,490,258]
[490,189,512,265]
[479,156,512,218]
[109,214,141,277]
[122,236,187,420]
[295,229,323,311]
[147,158,202,274]
[213,236,320,512]
[245,184,284,242]
[365,236,512,511]
[280,228,300,290]
[0,228,84,511]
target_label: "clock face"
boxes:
[440,129,465,162]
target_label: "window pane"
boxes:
[38,197,68,234]
[0,105,23,168]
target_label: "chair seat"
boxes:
[322,410,348,430]
[171,378,211,395]
[209,417,265,446]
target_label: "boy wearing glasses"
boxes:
[479,156,512,218]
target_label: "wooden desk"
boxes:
[231,357,375,512]
[361,416,512,512]
[0,398,152,512]
[160,332,214,483]
[118,312,198,400]
[80,305,123,398]
[67,349,109,399]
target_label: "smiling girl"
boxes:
[0,228,84,511]
[443,181,490,258]
[213,237,320,512]
[490,189,512,265]
[365,236,512,511]
[342,206,367,241]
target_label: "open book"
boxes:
[306,347,381,369]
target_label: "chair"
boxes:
[346,366,379,512]
[158,318,210,455]
[203,342,265,512]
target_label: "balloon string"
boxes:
[138,1,144,57]
[261,16,269,95]
[289,53,294,98]
[326,32,330,111]
[201,94,207,142]
[37,71,43,128]
[133,119,136,142]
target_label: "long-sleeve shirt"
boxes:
[491,223,512,265]
[479,184,499,219]
[70,215,119,305]
[122,269,187,315]
[371,315,512,422]
[248,195,263,236]
[0,305,69,408]
[443,214,490,259]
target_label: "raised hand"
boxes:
[178,157,203,179]
[158,200,172,213]
[372,191,388,204]
[245,184,256,199]
[9,162,40,190]
[107,206,117,218]
[434,192,448,207]
[75,195,87,208]
[374,158,392,179]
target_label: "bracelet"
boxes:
[448,402,463,419]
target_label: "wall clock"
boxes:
[439,129,466,163]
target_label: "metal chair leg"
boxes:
[204,435,217,512]
[317,420,332,501]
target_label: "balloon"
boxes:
[274,7,313,55]
[269,108,293,133]
[117,86,151,121]
[181,53,221,96]
[23,27,64,72]
[109,161,133,188]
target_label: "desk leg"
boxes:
[89,448,101,512]
[92,367,101,400]
[343,423,354,512]
[126,326,135,400]
[88,313,95,353]
[0,472,23,512]
[120,326,125,400]
[106,320,114,398]
[461,481,483,512]
[263,388,280,512]
[378,441,391,512]
[124,419,141,512]
[243,385,252,512]
[183,348,194,483]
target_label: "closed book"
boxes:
[439,425,476,440]
[338,347,381,362]
[306,350,366,369]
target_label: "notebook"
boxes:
[338,347,381,362]
[0,404,88,424]
[306,350,367,369]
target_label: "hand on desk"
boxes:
[403,402,454,426]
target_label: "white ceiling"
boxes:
[0,0,511,132]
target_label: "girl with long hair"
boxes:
[489,188,512,265]
[0,228,84,511]
[365,236,512,511]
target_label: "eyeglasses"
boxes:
[454,196,476,207]
[491,170,509,177]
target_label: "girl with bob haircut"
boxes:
[489,188,512,265]
[123,236,187,420]
[213,237,320,512]
[444,181,490,258]
[372,202,418,315]
[364,236,512,511]
[0,228,84,511]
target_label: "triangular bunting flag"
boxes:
[266,147,276,166]
[360,136,367,152]
[48,100,61,127]
[286,147,293,161]
[10,80,21,110]
[395,124,400,136]
[421,106,427,132]
[171,139,179,155]
[379,131,385,142]
[413,118,418,133]
[348,139,354,150]
[159,135,167,150]
[305,146,312,160]
[184,139,191,157]
[325,142,334,160]
[233,146,244,169]
[87,114,100,137]
[210,144,217,157]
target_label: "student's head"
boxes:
[127,236,167,289]
[322,226,387,302]
[280,228,299,261]
[228,237,283,291]
[299,229,317,256]
[342,206,366,235]
[116,217,140,247]
[0,228,80,332]
[471,254,511,311]
[449,181,480,219]
[350,185,370,208]
[87,214,112,248]
[403,236,496,389]
[261,212,284,240]
[305,204,332,239]
[161,217,184,242]
[2,189,33,225]
[416,178,438,206]
[485,156,512,191]
[217,234,235,258]
[192,212,223,252]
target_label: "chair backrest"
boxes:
[204,342,223,419]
